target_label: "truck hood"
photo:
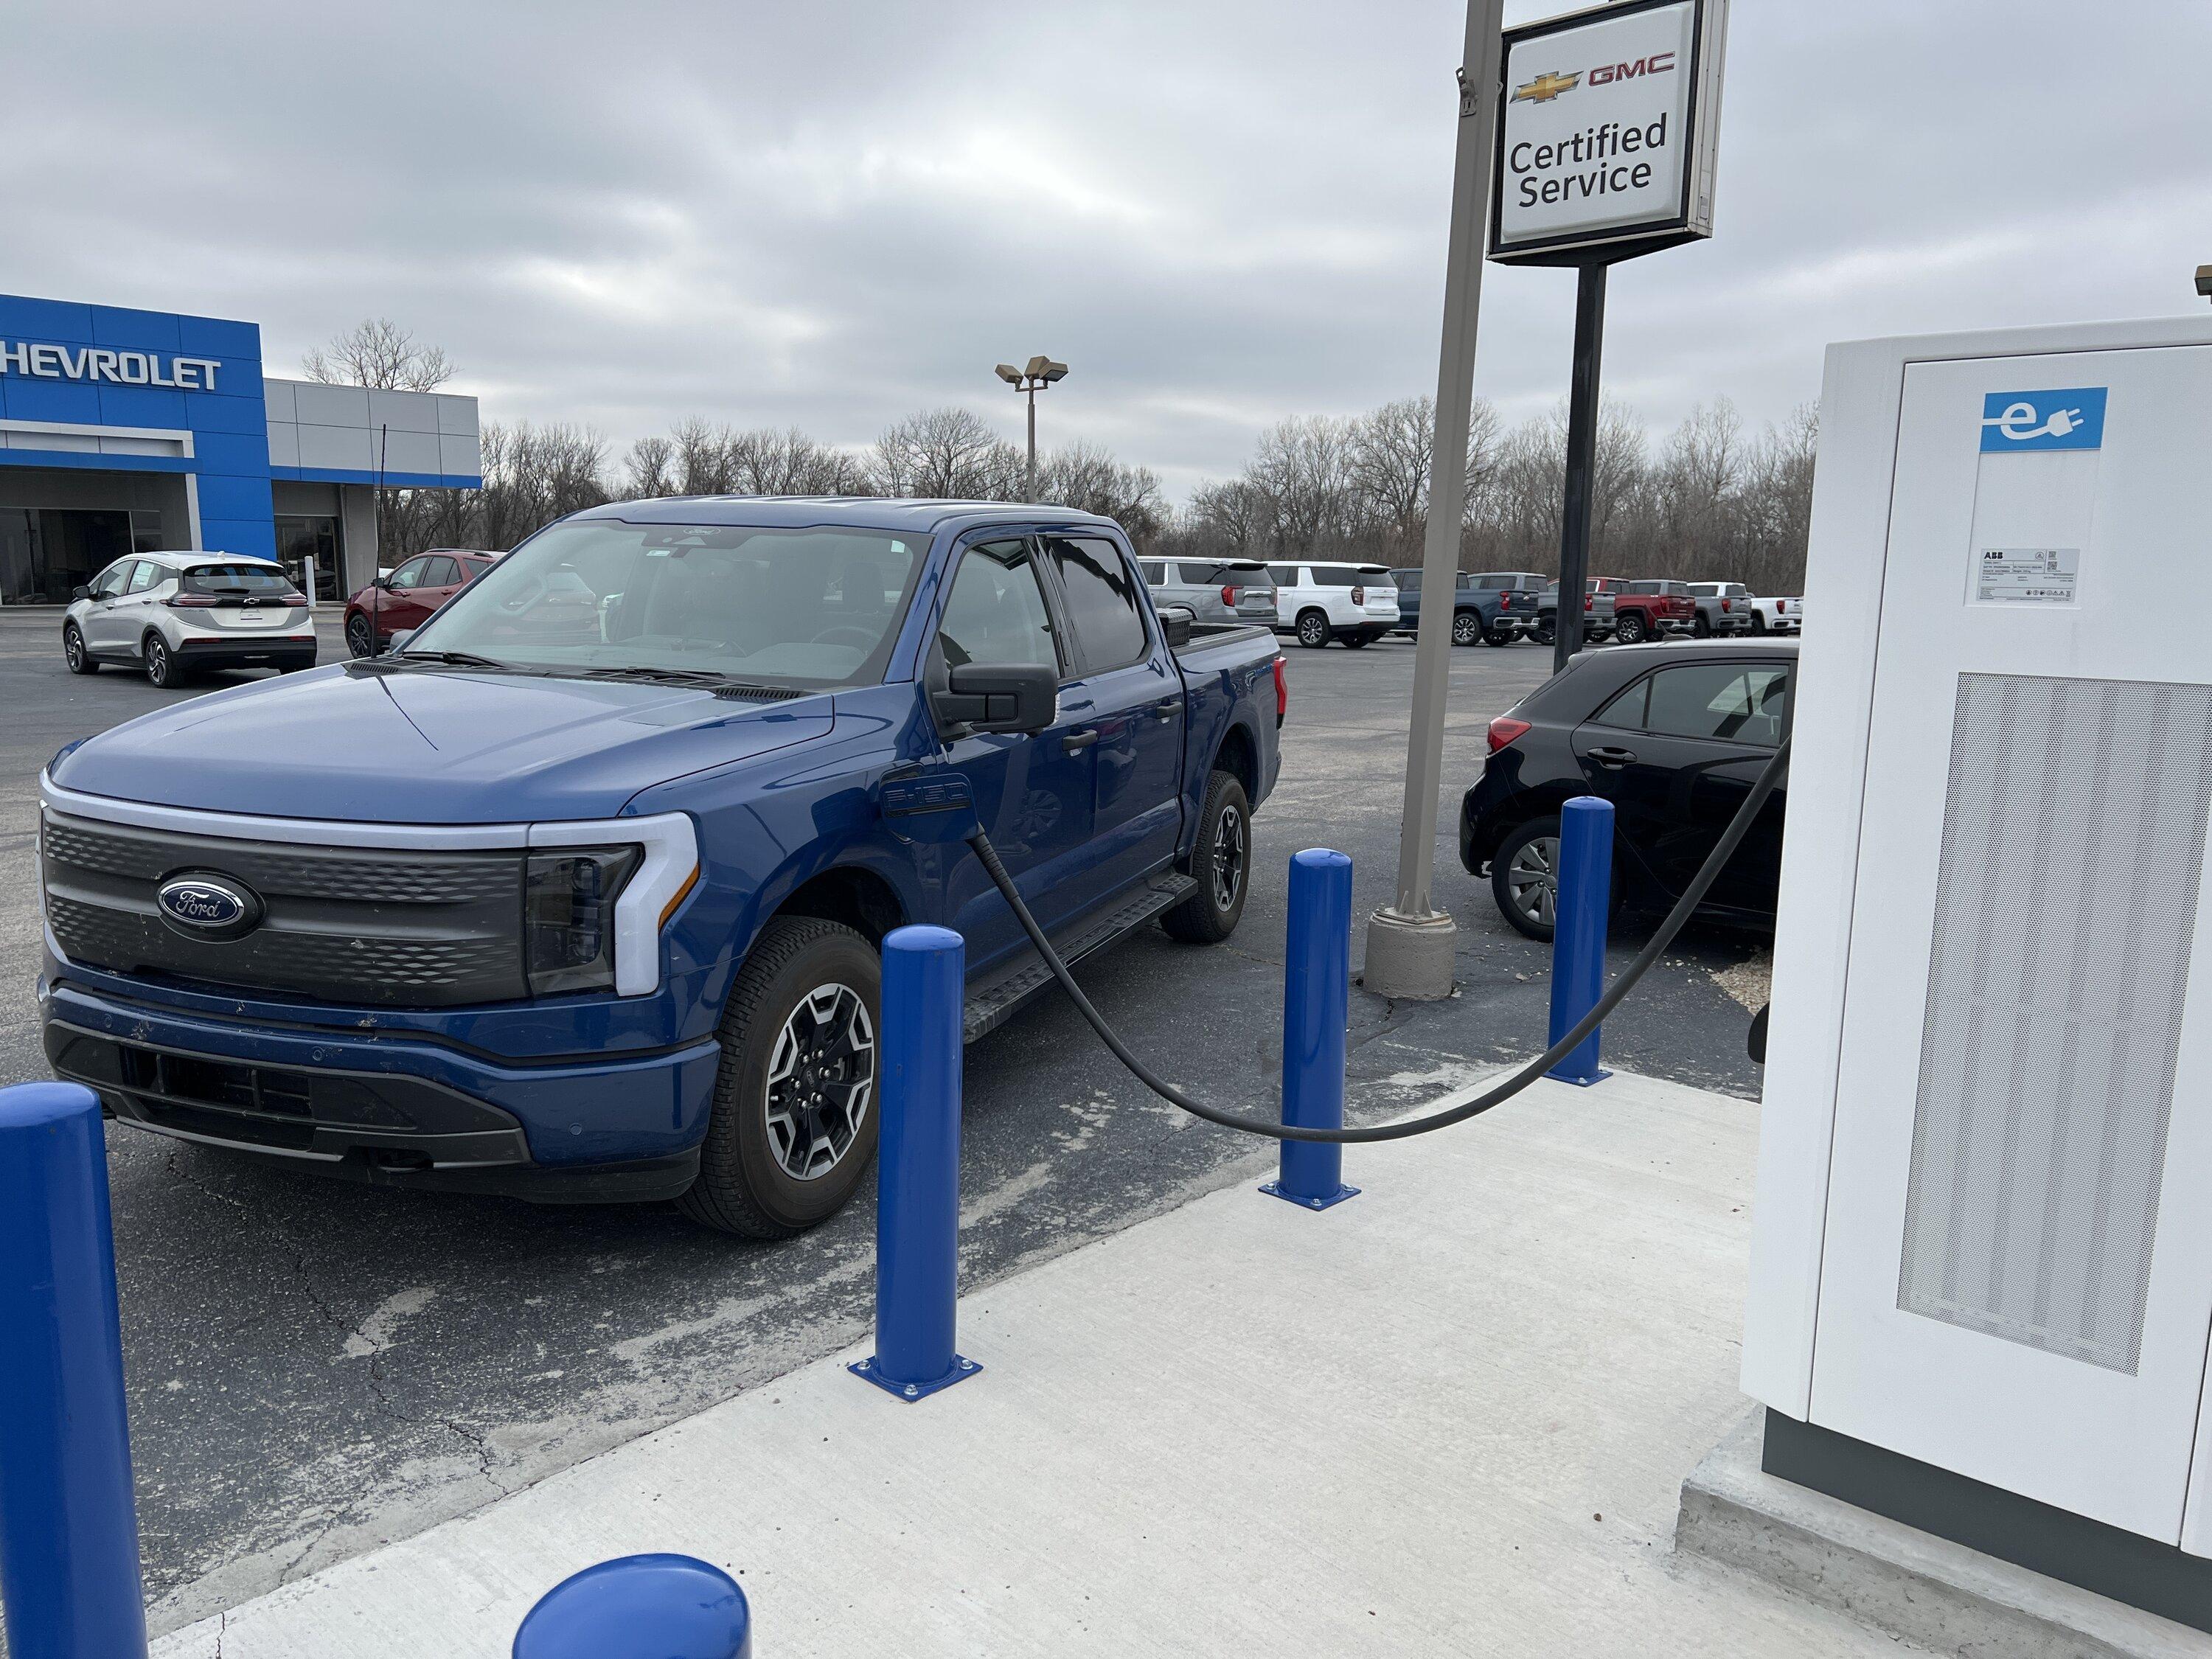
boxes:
[49,664,836,824]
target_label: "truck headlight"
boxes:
[525,847,641,995]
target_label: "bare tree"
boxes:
[302,319,455,392]
[623,434,678,498]
[874,408,1016,498]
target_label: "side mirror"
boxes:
[385,629,415,655]
[933,663,1057,737]
[1159,605,1194,648]
[71,585,90,602]
[372,574,395,591]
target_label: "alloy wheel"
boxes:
[1453,613,1480,645]
[64,628,83,669]
[347,616,377,658]
[146,639,170,685]
[763,983,875,1181]
[1506,835,1559,930]
[1211,802,1247,912]
[1297,613,1329,647]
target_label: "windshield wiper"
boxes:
[396,650,515,670]
[575,666,807,700]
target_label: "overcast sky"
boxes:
[7,0,2208,498]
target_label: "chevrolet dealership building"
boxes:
[0,293,482,605]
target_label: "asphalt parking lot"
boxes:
[0,611,1770,1632]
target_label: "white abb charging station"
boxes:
[1742,313,2212,1599]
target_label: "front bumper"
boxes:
[41,975,720,1202]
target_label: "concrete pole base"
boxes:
[1360,906,1458,1000]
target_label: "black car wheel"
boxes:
[1451,612,1481,647]
[1295,610,1330,649]
[346,613,378,658]
[678,917,881,1238]
[1162,770,1251,944]
[1483,629,1512,647]
[1614,613,1648,645]
[143,633,179,688]
[1532,622,1556,647]
[1340,633,1372,649]
[1492,818,1562,941]
[1692,613,1713,638]
[1750,612,1767,634]
[63,624,97,675]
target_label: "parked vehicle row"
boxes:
[1461,638,1793,939]
[1688,580,1801,634]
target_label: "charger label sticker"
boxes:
[1980,388,2106,452]
[1975,546,2078,605]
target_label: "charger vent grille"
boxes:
[1897,672,2212,1374]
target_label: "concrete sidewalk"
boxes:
[154,1068,1916,1658]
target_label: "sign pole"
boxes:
[1361,0,1507,1002]
[1552,258,1608,672]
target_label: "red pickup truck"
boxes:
[1498,575,1697,646]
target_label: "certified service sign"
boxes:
[1489,0,1728,265]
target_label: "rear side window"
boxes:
[1267,564,1298,585]
[1624,580,1662,595]
[939,540,1057,672]
[423,556,463,585]
[1397,569,1422,592]
[1043,536,1149,673]
[184,563,299,597]
[125,561,162,594]
[1641,663,1790,745]
[1309,565,1374,588]
[1138,561,1166,583]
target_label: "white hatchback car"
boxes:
[63,551,317,687]
[1266,561,1400,648]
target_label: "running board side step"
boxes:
[961,872,1197,1043]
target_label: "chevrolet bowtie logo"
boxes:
[1512,69,1580,103]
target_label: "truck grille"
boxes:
[43,812,527,1006]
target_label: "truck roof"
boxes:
[567,495,1121,536]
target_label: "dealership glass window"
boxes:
[130,510,164,554]
[274,515,341,601]
[0,509,35,605]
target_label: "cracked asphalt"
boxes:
[0,611,1769,1635]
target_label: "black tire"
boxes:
[1294,610,1330,649]
[1614,613,1648,646]
[1491,817,1562,942]
[63,624,97,674]
[1482,629,1511,647]
[347,613,378,658]
[1531,619,1555,647]
[1450,611,1481,647]
[1339,633,1372,649]
[1750,611,1767,635]
[143,632,181,688]
[677,917,882,1239]
[1692,613,1712,638]
[1162,771,1251,945]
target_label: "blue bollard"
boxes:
[1545,796,1615,1087]
[512,1554,751,1659]
[0,1082,149,1659]
[850,924,980,1401]
[1262,848,1360,1211]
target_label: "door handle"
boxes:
[1061,728,1099,752]
[1151,698,1179,721]
[1586,745,1637,768]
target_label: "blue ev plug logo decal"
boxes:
[1980,388,2107,452]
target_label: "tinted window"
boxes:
[1138,561,1166,583]
[422,556,462,585]
[1267,564,1297,585]
[1589,675,1648,731]
[125,560,162,594]
[1624,580,1662,595]
[184,563,299,597]
[1044,536,1148,672]
[388,556,431,588]
[1643,664,1790,745]
[1310,565,1377,588]
[1397,569,1422,592]
[939,540,1057,672]
[1210,564,1270,587]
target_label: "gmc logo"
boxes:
[1587,52,1675,86]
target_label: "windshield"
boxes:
[185,563,302,597]
[403,520,928,687]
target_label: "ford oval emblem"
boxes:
[156,872,262,940]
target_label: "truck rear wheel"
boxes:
[1162,770,1251,945]
[1614,613,1648,645]
[1294,610,1330,648]
[1451,612,1481,647]
[678,917,881,1239]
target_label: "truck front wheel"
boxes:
[679,917,882,1238]
[1614,613,1648,645]
[1162,770,1251,944]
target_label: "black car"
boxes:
[1459,640,1792,939]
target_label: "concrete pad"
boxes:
[154,1068,1922,1658]
[1677,1411,2212,1659]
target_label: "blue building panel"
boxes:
[2,292,476,597]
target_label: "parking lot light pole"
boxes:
[995,357,1068,501]
[1363,0,1506,1001]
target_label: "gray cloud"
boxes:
[8,0,2207,498]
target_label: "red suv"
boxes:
[344,550,501,658]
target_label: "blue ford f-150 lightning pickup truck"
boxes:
[38,498,1286,1237]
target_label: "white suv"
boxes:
[1267,561,1400,649]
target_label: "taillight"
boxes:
[1351,585,1366,605]
[1486,715,1531,754]
[1721,597,1732,612]
[1584,596,1593,611]
[1222,584,1237,605]
[1273,658,1289,720]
